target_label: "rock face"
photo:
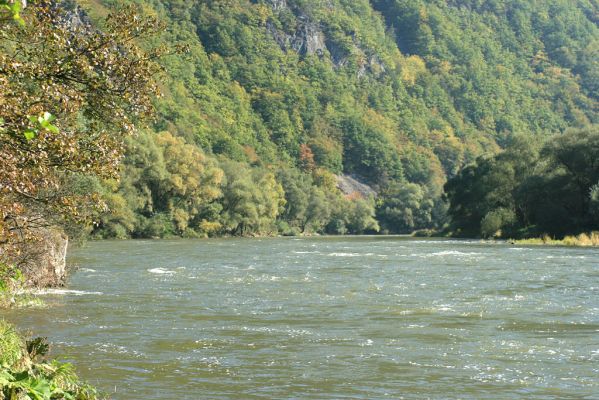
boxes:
[325,37,349,67]
[267,18,326,57]
[264,1,385,74]
[35,228,68,287]
[266,0,288,11]
[295,19,327,56]
[17,228,69,287]
[336,174,378,199]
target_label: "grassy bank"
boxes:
[0,319,102,399]
[511,232,599,247]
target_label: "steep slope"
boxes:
[88,0,598,237]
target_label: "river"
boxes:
[4,237,599,399]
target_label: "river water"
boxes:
[4,237,599,399]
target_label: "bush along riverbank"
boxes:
[0,320,102,400]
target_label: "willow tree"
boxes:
[0,2,161,272]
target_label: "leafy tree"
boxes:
[341,115,403,185]
[377,183,434,233]
[590,183,599,225]
[446,126,599,238]
[219,161,285,236]
[326,195,379,234]
[480,208,517,238]
[94,131,223,238]
[541,125,599,216]
[303,186,332,233]
[0,2,159,265]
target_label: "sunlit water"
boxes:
[4,237,599,399]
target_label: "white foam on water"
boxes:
[34,289,103,296]
[256,274,281,282]
[147,267,176,275]
[78,268,97,272]
[328,252,363,257]
[94,343,144,358]
[432,250,482,256]
[413,250,483,258]
[240,326,313,337]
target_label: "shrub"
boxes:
[0,320,101,399]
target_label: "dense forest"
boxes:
[82,0,598,239]
[2,0,598,242]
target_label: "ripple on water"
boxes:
[6,237,598,399]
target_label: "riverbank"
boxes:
[1,270,101,399]
[509,232,599,247]
[420,228,599,247]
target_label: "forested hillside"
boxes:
[88,0,598,238]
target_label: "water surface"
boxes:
[4,237,599,399]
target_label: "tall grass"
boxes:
[562,232,599,246]
[513,232,599,247]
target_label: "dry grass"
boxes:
[562,232,599,246]
[513,232,599,247]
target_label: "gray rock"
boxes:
[12,227,69,287]
[336,174,378,199]
[267,18,326,57]
[293,20,326,56]
[266,0,288,11]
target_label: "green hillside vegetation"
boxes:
[86,0,598,238]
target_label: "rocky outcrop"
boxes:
[267,17,326,57]
[266,0,288,11]
[358,54,386,78]
[31,228,68,287]
[264,2,385,74]
[336,174,378,199]
[325,37,349,67]
[3,227,69,288]
[297,19,326,56]
[53,0,93,31]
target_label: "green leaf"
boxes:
[23,129,36,141]
[24,377,52,400]
[46,124,59,134]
